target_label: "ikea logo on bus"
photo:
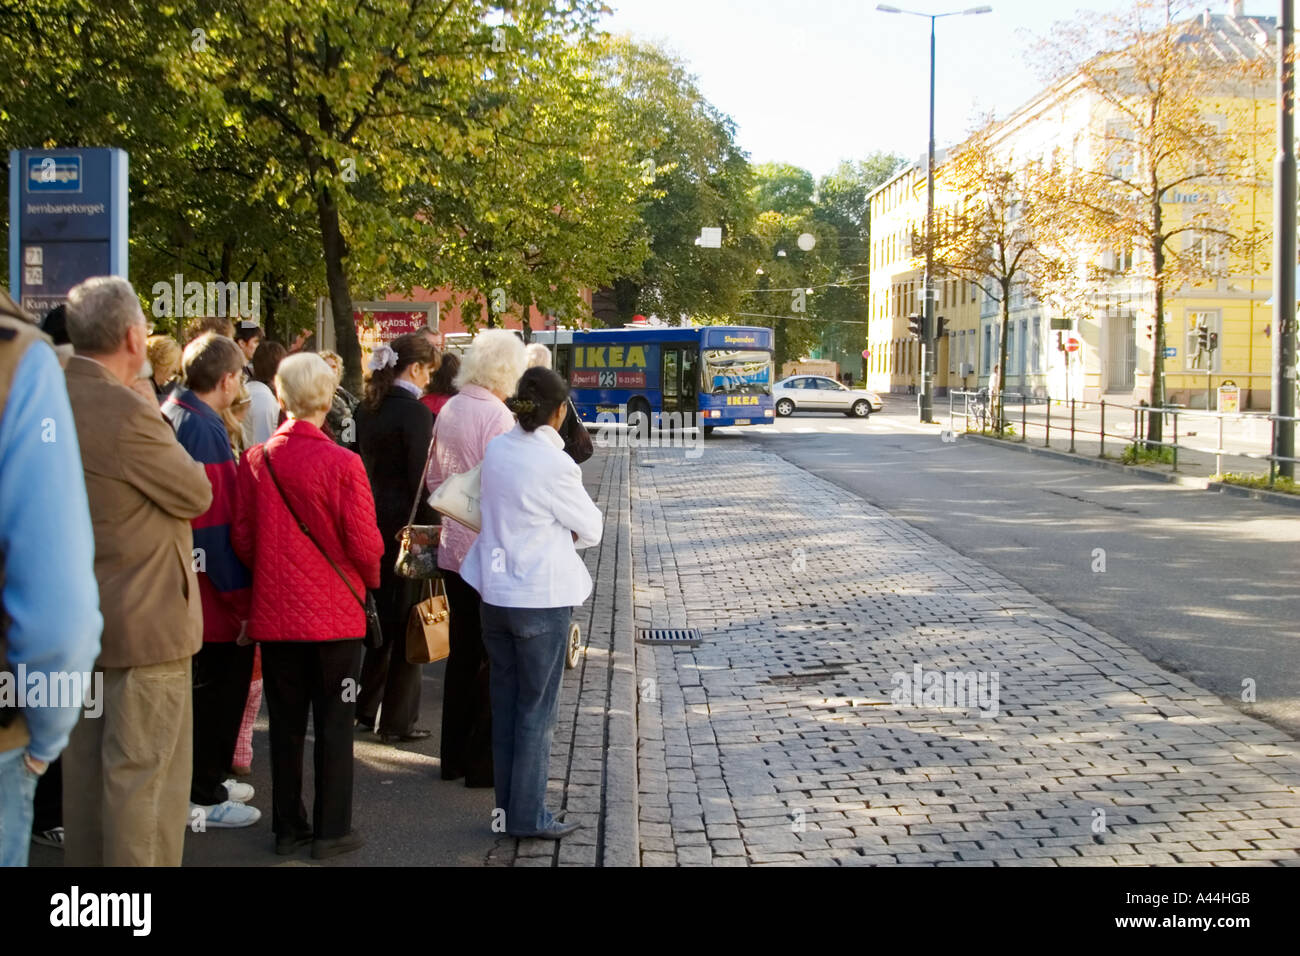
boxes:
[726,396,760,406]
[574,346,648,368]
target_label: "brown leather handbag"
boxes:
[406,578,450,664]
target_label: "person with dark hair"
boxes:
[420,350,458,418]
[244,340,287,448]
[353,333,438,743]
[39,304,69,346]
[460,367,602,839]
[233,324,263,379]
[163,332,260,829]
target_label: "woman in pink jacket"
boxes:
[426,329,526,788]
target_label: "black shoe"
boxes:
[354,718,375,733]
[440,765,465,782]
[513,821,580,841]
[379,728,432,744]
[311,832,364,860]
[275,832,313,856]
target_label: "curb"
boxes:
[1204,479,1300,511]
[601,447,640,865]
[965,433,1300,508]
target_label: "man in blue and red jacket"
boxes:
[163,332,260,829]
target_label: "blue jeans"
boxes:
[0,746,39,866]
[480,604,571,836]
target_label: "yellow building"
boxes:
[867,159,983,400]
[869,7,1277,410]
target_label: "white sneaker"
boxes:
[191,800,261,829]
[222,778,254,803]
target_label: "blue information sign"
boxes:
[1164,346,1177,358]
[9,148,128,316]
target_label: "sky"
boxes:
[600,0,1276,180]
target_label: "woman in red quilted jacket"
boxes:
[232,353,384,861]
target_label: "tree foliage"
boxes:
[1033,0,1271,440]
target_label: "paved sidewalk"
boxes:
[632,445,1300,866]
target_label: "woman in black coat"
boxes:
[353,333,439,742]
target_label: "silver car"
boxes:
[773,375,883,418]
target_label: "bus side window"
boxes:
[556,345,572,382]
[681,349,697,400]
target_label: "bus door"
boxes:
[660,344,698,427]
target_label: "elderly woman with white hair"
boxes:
[426,328,526,787]
[232,353,384,859]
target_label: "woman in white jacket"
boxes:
[459,367,602,840]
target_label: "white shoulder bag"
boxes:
[427,421,483,532]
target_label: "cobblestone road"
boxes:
[632,445,1300,866]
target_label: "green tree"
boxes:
[168,0,605,393]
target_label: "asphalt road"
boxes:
[712,407,1300,737]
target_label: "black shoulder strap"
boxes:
[263,445,366,611]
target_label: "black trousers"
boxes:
[439,570,493,784]
[191,641,255,805]
[261,640,362,840]
[356,616,423,735]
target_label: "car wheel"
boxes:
[776,398,794,417]
[851,400,870,418]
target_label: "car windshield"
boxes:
[703,349,772,395]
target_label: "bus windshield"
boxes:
[703,349,772,396]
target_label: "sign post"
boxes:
[8,148,128,316]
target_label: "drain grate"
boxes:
[636,627,702,646]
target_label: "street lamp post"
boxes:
[878,4,991,423]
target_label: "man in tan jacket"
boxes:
[62,276,213,866]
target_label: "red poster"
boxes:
[355,311,431,367]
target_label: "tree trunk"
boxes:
[997,283,1011,433]
[317,186,360,395]
[1147,213,1165,445]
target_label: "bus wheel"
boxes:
[627,398,651,437]
[776,398,794,417]
[702,425,714,437]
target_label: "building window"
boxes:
[983,325,992,375]
[1031,319,1041,373]
[1185,310,1221,372]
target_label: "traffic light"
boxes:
[1196,325,1210,351]
[1208,332,1219,352]
[908,313,922,339]
[935,316,947,338]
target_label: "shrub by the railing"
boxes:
[1217,472,1298,495]
[1121,442,1174,466]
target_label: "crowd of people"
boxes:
[0,274,602,866]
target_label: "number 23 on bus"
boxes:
[569,346,648,389]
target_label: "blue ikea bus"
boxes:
[531,325,775,433]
